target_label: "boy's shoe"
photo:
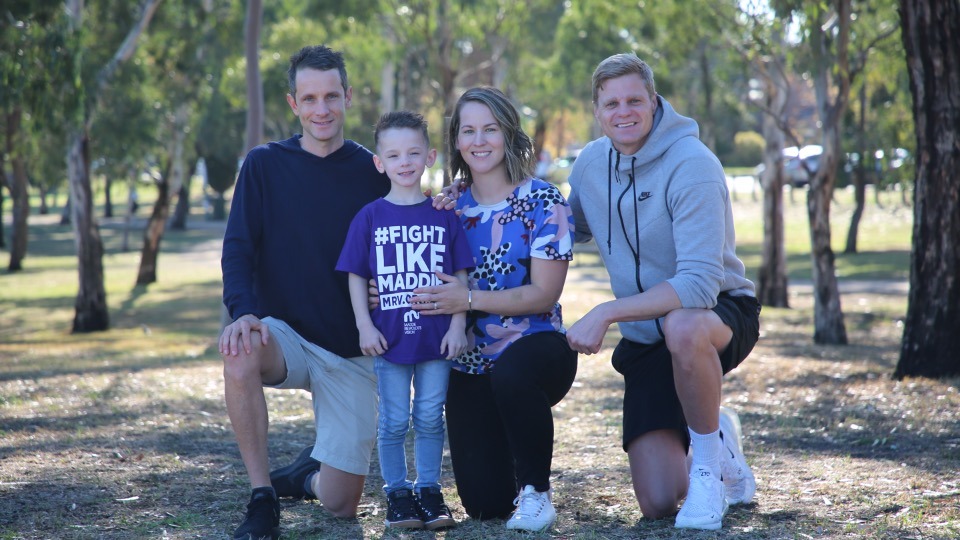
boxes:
[233,487,280,540]
[385,488,425,529]
[675,468,728,530]
[719,406,756,505]
[416,486,457,530]
[269,446,320,500]
[505,485,556,532]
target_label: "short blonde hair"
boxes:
[592,53,656,104]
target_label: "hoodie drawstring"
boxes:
[614,156,644,294]
[606,148,612,254]
[607,149,623,255]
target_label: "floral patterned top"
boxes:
[453,178,575,374]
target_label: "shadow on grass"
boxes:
[0,390,327,538]
[0,351,217,383]
[737,246,911,283]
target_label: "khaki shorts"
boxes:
[263,317,377,476]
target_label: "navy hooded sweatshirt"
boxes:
[221,135,389,358]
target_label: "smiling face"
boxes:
[373,127,437,190]
[594,73,658,156]
[286,67,352,156]
[455,101,507,181]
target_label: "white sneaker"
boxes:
[505,485,556,532]
[675,468,728,530]
[719,406,756,505]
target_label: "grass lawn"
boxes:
[1,188,957,539]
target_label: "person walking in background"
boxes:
[565,53,760,531]
[336,111,473,531]
[219,44,389,540]
[414,86,578,532]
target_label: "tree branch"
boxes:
[87,0,163,129]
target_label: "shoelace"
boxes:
[418,493,446,517]
[513,489,545,517]
[390,493,420,518]
[683,471,721,516]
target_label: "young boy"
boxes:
[336,111,473,530]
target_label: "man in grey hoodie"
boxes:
[566,53,761,531]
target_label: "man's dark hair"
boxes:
[374,111,430,150]
[287,45,348,97]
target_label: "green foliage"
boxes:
[0,2,75,120]
[1,0,922,234]
[196,86,244,194]
[554,1,650,104]
[0,4,75,197]
[89,56,159,181]
[731,131,765,167]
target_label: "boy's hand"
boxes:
[441,327,468,359]
[358,325,388,356]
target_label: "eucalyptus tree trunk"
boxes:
[67,126,109,331]
[66,0,162,332]
[807,0,851,345]
[756,70,789,308]
[6,106,30,272]
[896,0,960,379]
[0,152,6,250]
[244,0,263,152]
[169,158,197,230]
[845,80,868,254]
[135,159,171,285]
[137,105,188,285]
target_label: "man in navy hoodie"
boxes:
[219,45,389,540]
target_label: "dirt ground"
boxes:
[1,235,958,539]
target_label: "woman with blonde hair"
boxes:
[413,86,578,532]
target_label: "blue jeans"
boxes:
[375,356,451,494]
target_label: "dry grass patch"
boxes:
[2,201,958,539]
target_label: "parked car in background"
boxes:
[548,149,581,187]
[756,145,907,189]
[783,145,822,188]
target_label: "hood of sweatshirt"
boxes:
[273,135,366,162]
[568,97,755,344]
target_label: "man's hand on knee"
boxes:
[220,314,270,357]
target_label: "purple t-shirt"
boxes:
[337,198,474,364]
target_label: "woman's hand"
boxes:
[367,278,380,310]
[412,271,469,315]
[430,181,466,210]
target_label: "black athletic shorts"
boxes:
[610,293,761,451]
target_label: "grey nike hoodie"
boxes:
[567,96,755,344]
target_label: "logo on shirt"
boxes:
[638,192,652,202]
[375,225,448,310]
[403,310,421,335]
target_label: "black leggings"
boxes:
[445,332,578,520]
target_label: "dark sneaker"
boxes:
[233,487,280,540]
[385,488,424,529]
[270,446,320,500]
[416,487,457,530]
